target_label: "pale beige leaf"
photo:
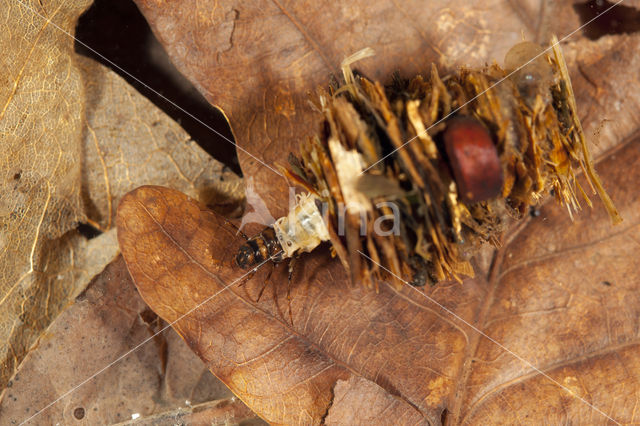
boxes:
[0,0,242,391]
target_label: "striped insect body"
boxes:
[235,192,329,270]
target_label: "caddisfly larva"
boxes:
[234,192,329,271]
[233,192,330,324]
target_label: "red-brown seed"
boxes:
[443,116,503,203]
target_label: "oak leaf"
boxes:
[118,136,639,422]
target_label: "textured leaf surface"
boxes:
[0,255,262,425]
[0,0,241,391]
[135,0,640,214]
[119,0,640,423]
[117,139,638,423]
[0,0,93,390]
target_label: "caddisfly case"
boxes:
[278,37,620,289]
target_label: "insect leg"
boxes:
[236,269,255,288]
[223,218,249,241]
[231,267,257,304]
[286,257,299,325]
[288,256,297,282]
[256,262,275,303]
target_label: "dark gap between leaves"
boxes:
[574,0,640,40]
[76,222,103,240]
[74,0,242,176]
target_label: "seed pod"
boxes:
[443,116,503,203]
[504,41,556,108]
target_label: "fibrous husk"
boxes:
[288,38,621,289]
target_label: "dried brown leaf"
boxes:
[77,56,243,230]
[0,0,93,390]
[0,0,241,391]
[325,377,426,425]
[0,255,262,425]
[117,138,638,423]
[134,1,640,211]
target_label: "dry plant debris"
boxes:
[283,39,620,290]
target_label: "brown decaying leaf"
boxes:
[78,55,243,231]
[117,0,640,423]
[117,133,638,423]
[0,255,263,425]
[117,185,440,424]
[1,0,93,391]
[115,398,264,426]
[325,377,425,425]
[134,1,640,214]
[0,0,242,391]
